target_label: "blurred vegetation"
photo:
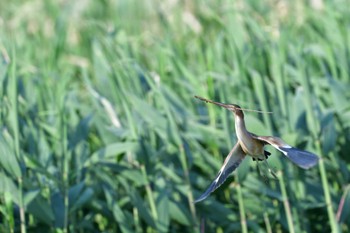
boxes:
[0,0,350,232]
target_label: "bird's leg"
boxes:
[256,161,269,183]
[256,160,261,175]
[264,159,277,179]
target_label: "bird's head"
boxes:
[195,96,244,117]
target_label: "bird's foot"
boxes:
[264,159,277,180]
[256,161,269,183]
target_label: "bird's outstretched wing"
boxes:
[254,136,319,169]
[195,142,246,203]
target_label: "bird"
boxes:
[194,96,319,203]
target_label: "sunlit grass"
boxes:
[0,0,350,232]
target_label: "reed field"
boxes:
[1,0,350,232]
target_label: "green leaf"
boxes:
[338,185,350,223]
[72,187,94,211]
[328,78,349,113]
[243,175,283,201]
[0,171,20,205]
[169,200,191,226]
[127,95,168,139]
[130,190,156,228]
[68,114,92,150]
[27,195,55,225]
[156,190,170,232]
[24,189,40,207]
[120,169,147,186]
[68,181,94,211]
[112,203,134,233]
[86,142,138,165]
[51,192,65,228]
[0,134,21,178]
[245,114,268,137]
[103,186,134,233]
[320,111,337,155]
[68,182,85,205]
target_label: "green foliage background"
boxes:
[1,0,350,232]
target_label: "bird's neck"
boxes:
[234,111,264,156]
[234,113,248,135]
[234,112,256,155]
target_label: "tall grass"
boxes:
[1,0,350,232]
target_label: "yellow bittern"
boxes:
[194,96,319,203]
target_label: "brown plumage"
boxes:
[194,96,319,203]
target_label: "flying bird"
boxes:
[194,96,319,203]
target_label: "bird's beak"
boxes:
[195,96,234,110]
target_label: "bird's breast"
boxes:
[239,138,264,157]
[235,117,264,157]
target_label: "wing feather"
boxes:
[195,142,246,203]
[254,136,319,169]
